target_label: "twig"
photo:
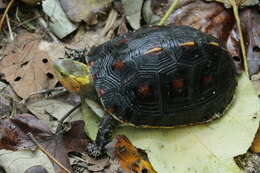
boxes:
[56,103,81,133]
[20,87,66,104]
[157,0,180,26]
[15,6,21,22]
[33,9,60,43]
[27,133,72,173]
[15,6,40,28]
[16,15,41,27]
[6,14,14,41]
[0,0,15,31]
[228,0,249,77]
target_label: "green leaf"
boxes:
[83,73,260,173]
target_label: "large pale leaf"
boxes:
[42,0,78,39]
[83,74,260,173]
[0,150,54,173]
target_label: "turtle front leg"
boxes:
[87,114,117,158]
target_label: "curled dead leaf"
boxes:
[106,135,157,173]
[167,0,234,42]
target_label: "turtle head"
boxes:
[53,58,92,94]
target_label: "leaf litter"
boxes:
[0,1,260,173]
[0,114,89,173]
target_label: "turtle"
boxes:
[53,25,237,157]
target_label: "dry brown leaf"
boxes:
[226,26,243,73]
[250,126,260,153]
[239,7,260,76]
[0,81,29,116]
[226,7,260,76]
[117,18,129,35]
[0,33,58,98]
[106,135,157,173]
[167,0,234,42]
[0,114,88,173]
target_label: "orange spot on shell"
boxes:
[112,60,125,70]
[115,37,129,45]
[145,47,163,54]
[203,75,213,84]
[138,84,150,96]
[179,42,195,47]
[172,79,184,88]
[208,42,220,47]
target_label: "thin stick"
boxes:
[20,87,66,104]
[228,0,249,76]
[0,0,15,31]
[56,103,81,133]
[158,0,180,26]
[6,14,14,41]
[28,133,71,173]
[33,9,60,43]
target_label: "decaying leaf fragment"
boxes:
[239,8,260,76]
[250,126,260,153]
[0,114,53,151]
[206,0,259,8]
[0,81,29,116]
[60,0,112,24]
[106,135,157,173]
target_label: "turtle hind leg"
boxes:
[87,114,117,158]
